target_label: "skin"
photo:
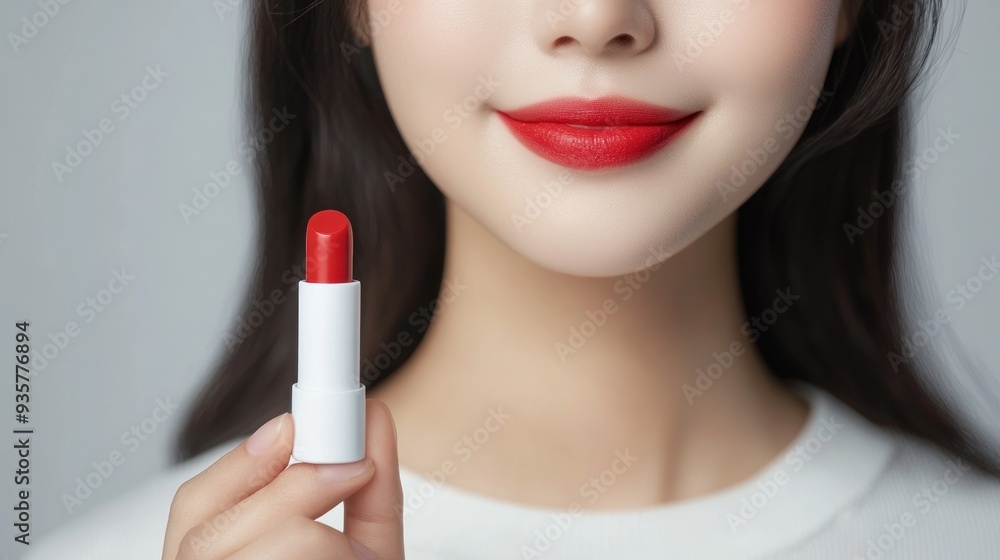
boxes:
[165,1,856,557]
[162,404,401,559]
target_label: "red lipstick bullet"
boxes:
[292,210,366,464]
[305,210,353,284]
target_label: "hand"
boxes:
[162,400,403,559]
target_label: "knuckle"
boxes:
[168,480,195,519]
[350,501,403,525]
[283,516,336,547]
[175,528,212,560]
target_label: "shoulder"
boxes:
[25,440,239,560]
[872,432,1000,531]
[787,422,1000,558]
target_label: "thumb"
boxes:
[344,399,404,559]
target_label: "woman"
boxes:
[29,0,1000,558]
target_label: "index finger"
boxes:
[162,413,293,559]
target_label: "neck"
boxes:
[371,201,808,508]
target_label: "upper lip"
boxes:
[498,96,696,126]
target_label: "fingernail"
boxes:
[246,414,286,456]
[349,536,378,560]
[316,458,372,482]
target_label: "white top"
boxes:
[24,384,1000,559]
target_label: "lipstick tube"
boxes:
[291,210,366,464]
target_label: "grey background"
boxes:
[0,0,998,557]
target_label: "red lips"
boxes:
[498,97,699,170]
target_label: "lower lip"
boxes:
[497,111,699,170]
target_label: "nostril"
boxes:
[609,34,634,48]
[551,33,638,52]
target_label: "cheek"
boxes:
[368,0,495,66]
[368,1,503,139]
[671,0,842,208]
[677,0,842,95]
[368,1,511,204]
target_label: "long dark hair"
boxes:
[176,0,997,473]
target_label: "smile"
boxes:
[497,96,700,170]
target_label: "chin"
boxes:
[491,218,688,278]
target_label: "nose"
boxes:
[534,0,656,57]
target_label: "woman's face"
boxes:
[365,0,846,277]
